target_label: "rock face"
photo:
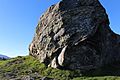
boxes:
[29,0,120,71]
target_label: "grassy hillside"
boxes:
[0,56,120,80]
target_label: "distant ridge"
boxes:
[0,54,10,60]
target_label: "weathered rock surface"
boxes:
[29,0,120,72]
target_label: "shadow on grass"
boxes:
[82,62,120,77]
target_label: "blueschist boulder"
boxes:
[29,0,120,72]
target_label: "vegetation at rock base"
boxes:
[0,56,80,80]
[0,56,120,80]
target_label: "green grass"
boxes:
[0,56,120,80]
[0,56,80,80]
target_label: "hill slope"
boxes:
[0,56,120,80]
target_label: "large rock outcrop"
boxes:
[29,0,120,72]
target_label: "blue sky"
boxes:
[0,0,120,57]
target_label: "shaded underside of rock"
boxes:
[29,0,120,72]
